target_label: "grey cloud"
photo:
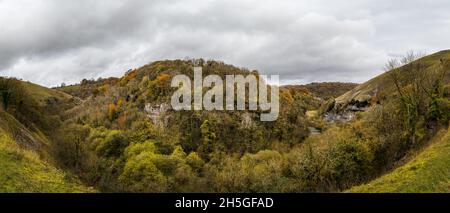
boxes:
[1,0,450,86]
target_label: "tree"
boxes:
[0,78,26,111]
[0,88,9,110]
[108,103,119,121]
[96,130,129,158]
[199,120,216,157]
[386,51,435,145]
[119,151,168,192]
[186,152,205,173]
[54,124,91,171]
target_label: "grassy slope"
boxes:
[343,50,450,192]
[0,127,94,192]
[336,50,450,105]
[0,80,92,192]
[349,127,450,193]
[22,81,73,106]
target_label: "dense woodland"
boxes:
[1,51,449,192]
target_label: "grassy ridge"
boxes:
[349,127,450,193]
[21,81,73,107]
[336,50,450,105]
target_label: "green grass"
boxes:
[0,129,95,193]
[55,84,81,95]
[349,127,450,193]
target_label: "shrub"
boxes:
[210,150,291,192]
[288,126,375,192]
[96,131,129,158]
[119,151,168,192]
[186,152,205,173]
[325,139,374,190]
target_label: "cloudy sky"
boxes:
[1,0,450,87]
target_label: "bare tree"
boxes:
[384,51,448,146]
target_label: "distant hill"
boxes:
[283,82,358,100]
[55,77,119,99]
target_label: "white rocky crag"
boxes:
[324,88,378,123]
[144,103,171,128]
[241,112,253,129]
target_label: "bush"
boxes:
[119,151,168,192]
[185,152,205,173]
[119,142,204,192]
[288,143,329,192]
[288,126,374,192]
[95,131,129,158]
[325,139,374,190]
[210,150,292,192]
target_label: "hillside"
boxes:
[22,81,73,107]
[335,50,450,110]
[349,127,450,193]
[0,79,93,192]
[0,110,93,192]
[0,52,448,193]
[331,50,450,192]
[0,129,94,192]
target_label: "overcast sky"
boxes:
[1,0,450,87]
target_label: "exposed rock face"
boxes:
[345,94,372,112]
[0,111,42,151]
[323,111,355,122]
[241,113,253,128]
[14,127,42,150]
[324,89,378,122]
[145,103,171,128]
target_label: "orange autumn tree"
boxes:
[108,103,118,121]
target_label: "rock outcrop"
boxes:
[323,88,379,122]
[144,103,171,128]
